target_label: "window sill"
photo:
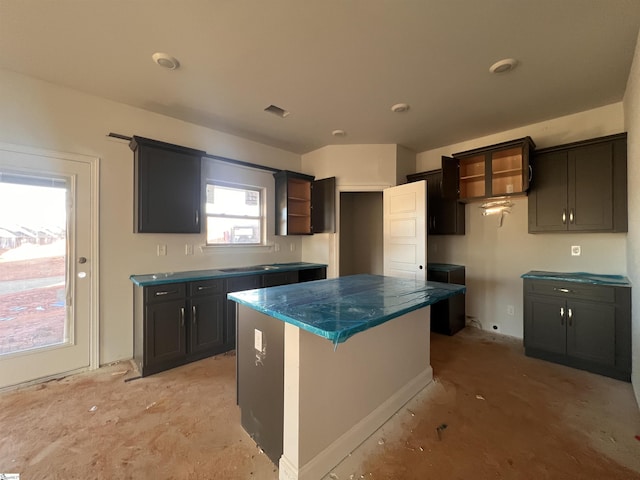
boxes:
[200,244,274,254]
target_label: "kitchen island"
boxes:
[228,274,466,480]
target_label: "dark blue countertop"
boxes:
[130,262,327,287]
[228,274,466,345]
[521,271,631,287]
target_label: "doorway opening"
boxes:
[339,192,383,276]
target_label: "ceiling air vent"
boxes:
[264,104,291,118]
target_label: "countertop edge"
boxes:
[130,263,328,286]
[521,270,631,287]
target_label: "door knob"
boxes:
[78,257,87,264]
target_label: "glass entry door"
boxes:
[0,144,96,389]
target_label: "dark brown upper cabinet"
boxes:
[406,169,464,235]
[274,170,336,235]
[442,137,535,202]
[130,136,205,234]
[528,133,627,233]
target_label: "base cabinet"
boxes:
[427,264,466,335]
[134,266,327,377]
[523,278,630,381]
[135,280,227,376]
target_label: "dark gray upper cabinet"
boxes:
[130,136,205,233]
[407,169,464,235]
[274,170,336,235]
[442,137,535,202]
[528,133,627,233]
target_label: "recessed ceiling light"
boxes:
[332,129,346,137]
[152,52,180,70]
[489,58,518,74]
[391,103,410,113]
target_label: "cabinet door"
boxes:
[566,300,616,366]
[441,156,459,200]
[528,150,568,232]
[262,271,298,287]
[312,177,336,234]
[145,299,186,367]
[131,136,204,233]
[189,295,225,354]
[568,142,613,231]
[524,294,566,355]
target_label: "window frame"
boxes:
[205,180,266,246]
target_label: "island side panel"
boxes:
[280,306,432,480]
[236,304,285,465]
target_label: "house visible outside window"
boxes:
[206,183,263,245]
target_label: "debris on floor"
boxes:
[475,394,485,400]
[88,405,97,412]
[436,423,448,441]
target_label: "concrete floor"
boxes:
[1,328,639,479]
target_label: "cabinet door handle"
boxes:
[192,305,197,324]
[553,287,572,294]
[195,209,199,227]
[569,209,574,224]
[562,209,566,224]
[180,307,185,327]
[528,165,533,182]
[155,290,178,297]
[560,307,565,325]
[568,308,573,326]
[197,285,213,291]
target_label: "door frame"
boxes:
[0,141,100,385]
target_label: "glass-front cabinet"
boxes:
[443,137,535,202]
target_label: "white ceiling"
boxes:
[2,1,640,154]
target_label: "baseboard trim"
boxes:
[279,366,433,480]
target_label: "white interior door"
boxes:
[0,143,97,389]
[383,181,427,280]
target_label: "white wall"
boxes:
[623,31,640,408]
[417,104,627,338]
[300,144,400,277]
[0,69,302,364]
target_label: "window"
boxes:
[206,183,263,245]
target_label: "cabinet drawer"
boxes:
[145,283,186,303]
[189,278,224,297]
[524,280,614,303]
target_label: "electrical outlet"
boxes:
[254,329,263,352]
[274,243,280,252]
[290,243,296,252]
[157,244,167,256]
[185,244,194,255]
[571,245,581,256]
[507,305,515,316]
